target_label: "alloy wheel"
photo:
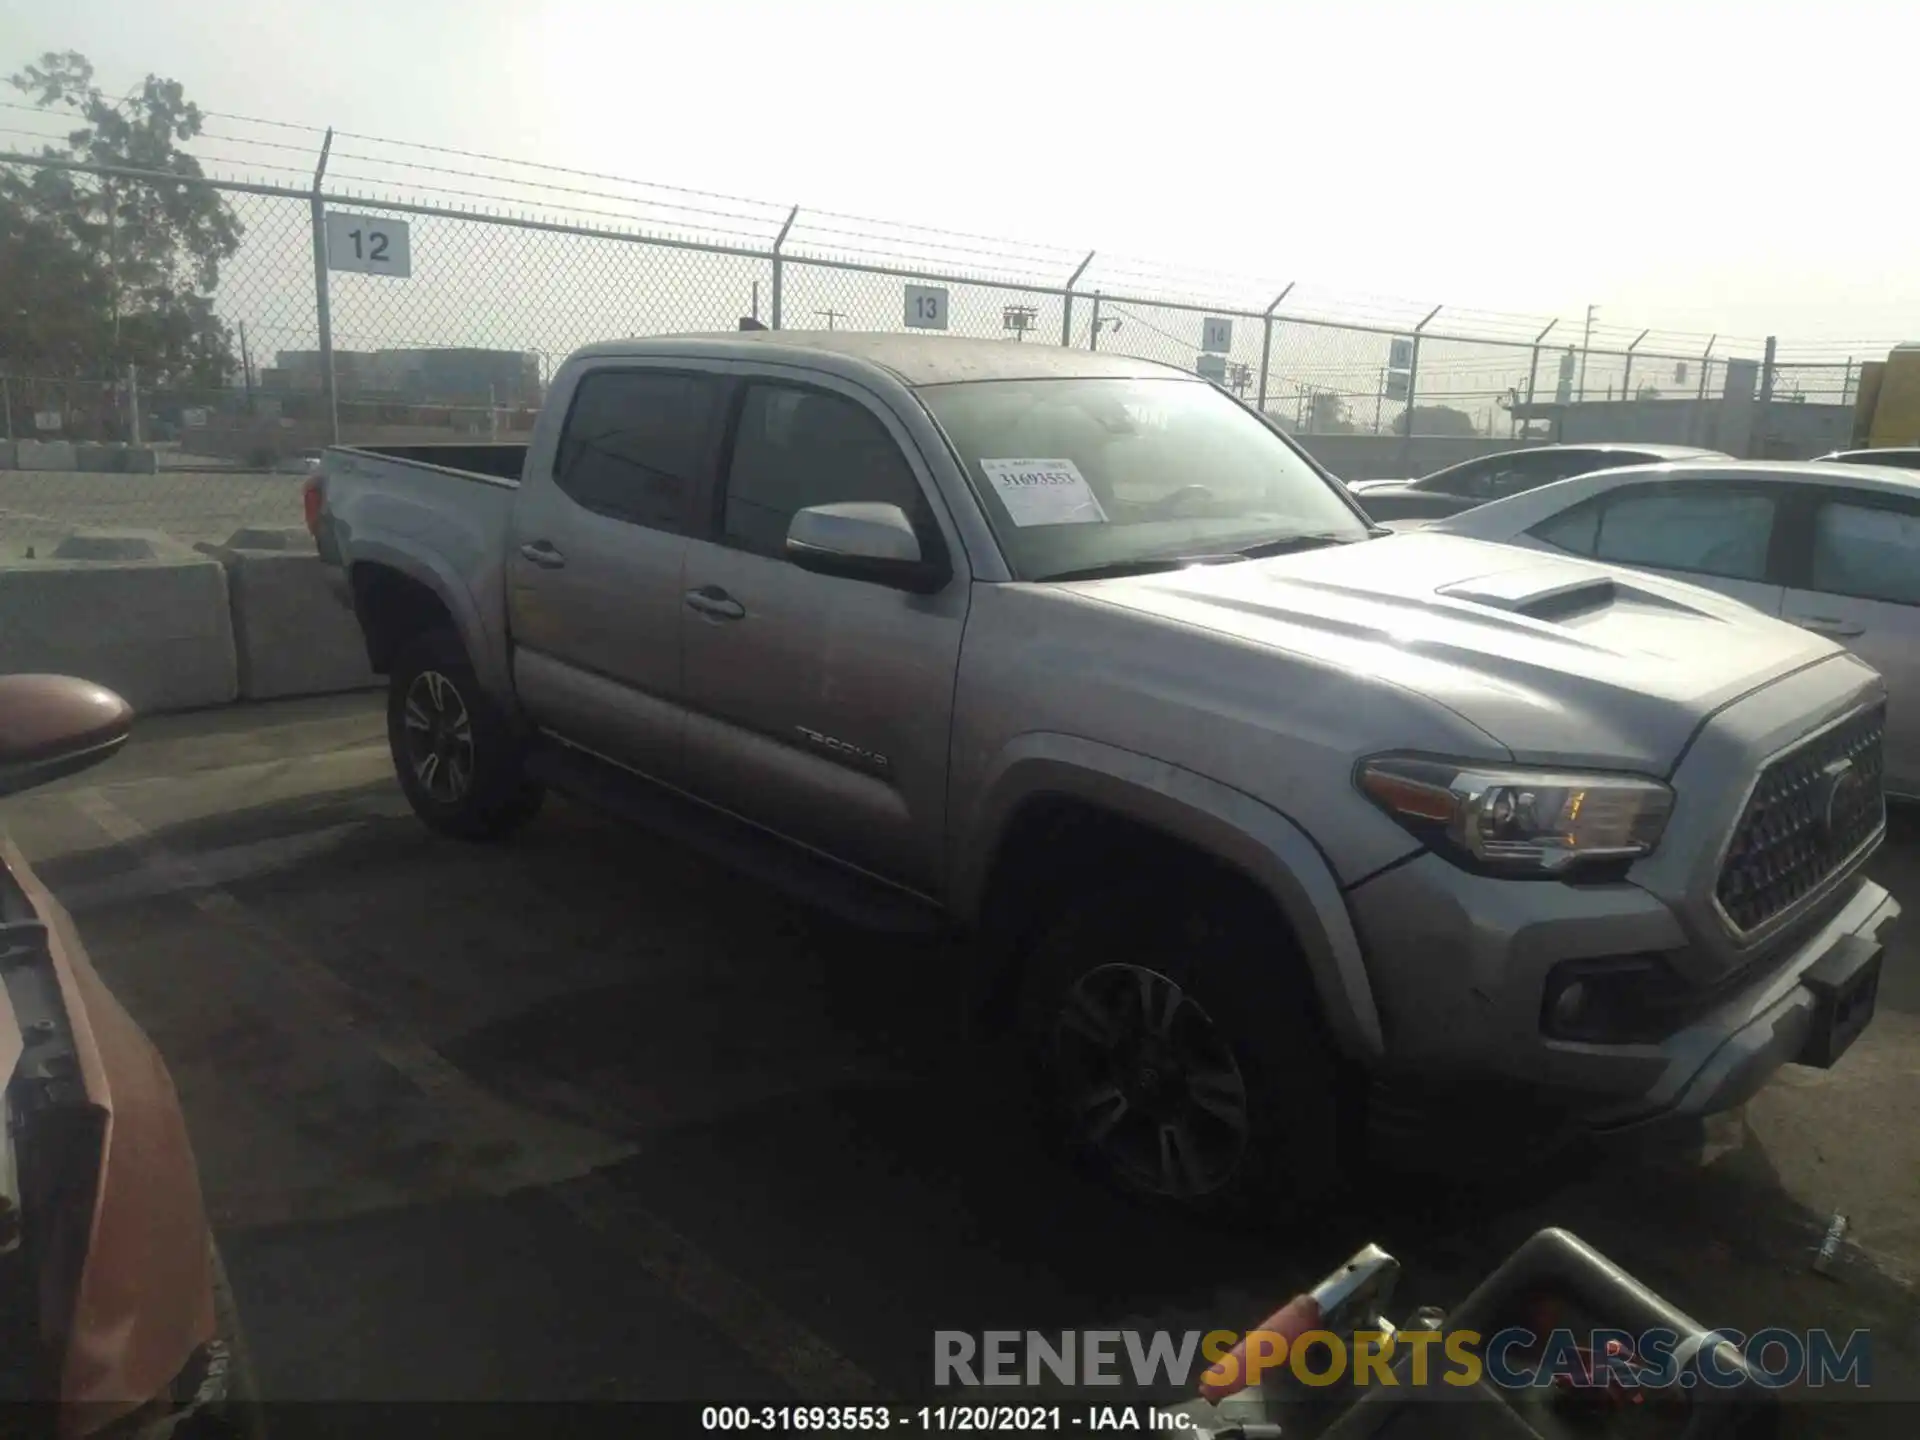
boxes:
[1050,962,1251,1199]
[401,669,476,804]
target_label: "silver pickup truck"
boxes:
[312,331,1899,1213]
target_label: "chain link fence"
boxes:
[0,148,1887,558]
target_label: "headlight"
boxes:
[1357,756,1674,876]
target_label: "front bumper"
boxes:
[1346,852,1900,1125]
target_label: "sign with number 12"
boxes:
[325,211,413,278]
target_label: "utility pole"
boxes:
[1373,367,1386,435]
[1578,304,1597,403]
[815,309,846,331]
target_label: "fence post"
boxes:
[126,363,140,446]
[1522,320,1556,441]
[1061,251,1095,347]
[1753,335,1778,459]
[1842,358,1855,407]
[1400,305,1441,470]
[1689,334,1716,447]
[770,206,799,330]
[4,375,13,444]
[1088,293,1103,352]
[1621,328,1648,401]
[1257,284,1294,417]
[308,127,339,445]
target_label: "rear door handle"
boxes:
[1799,616,1865,638]
[518,541,566,569]
[684,585,745,620]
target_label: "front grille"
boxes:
[1716,704,1886,936]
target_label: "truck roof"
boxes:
[569,331,1196,387]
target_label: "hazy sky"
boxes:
[2,0,1910,354]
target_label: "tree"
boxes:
[1,51,241,386]
[1392,404,1478,437]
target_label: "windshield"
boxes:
[917,377,1369,580]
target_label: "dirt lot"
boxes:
[0,468,303,558]
[4,693,1917,1430]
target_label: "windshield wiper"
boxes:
[1232,531,1377,558]
[1037,553,1243,583]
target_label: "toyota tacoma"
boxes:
[310,332,1899,1212]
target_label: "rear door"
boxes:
[506,362,727,780]
[676,372,969,893]
[1777,486,1920,795]
[1526,479,1789,614]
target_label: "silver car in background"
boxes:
[1429,459,1920,797]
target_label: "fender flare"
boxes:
[345,536,512,705]
[952,733,1385,1062]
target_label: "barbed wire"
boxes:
[0,98,1905,362]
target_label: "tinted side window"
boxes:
[723,386,925,558]
[1493,451,1587,498]
[1532,500,1602,555]
[1505,451,1612,495]
[1810,498,1920,605]
[554,370,720,529]
[1420,458,1499,498]
[1592,488,1777,581]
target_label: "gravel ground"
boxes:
[0,468,305,559]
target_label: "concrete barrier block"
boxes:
[15,440,77,471]
[0,555,238,712]
[74,443,116,473]
[0,441,15,470]
[125,447,159,475]
[54,529,198,563]
[218,526,316,553]
[206,544,376,701]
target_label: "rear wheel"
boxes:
[1018,879,1347,1218]
[387,630,543,841]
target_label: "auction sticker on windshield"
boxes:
[979,459,1110,527]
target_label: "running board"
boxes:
[525,741,946,936]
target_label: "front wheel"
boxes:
[387,630,543,842]
[1017,882,1347,1219]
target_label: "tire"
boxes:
[387,629,544,842]
[1016,877,1348,1221]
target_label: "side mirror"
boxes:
[0,676,134,800]
[785,503,949,594]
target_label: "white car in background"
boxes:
[1429,459,1920,798]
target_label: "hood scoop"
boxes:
[1438,566,1627,622]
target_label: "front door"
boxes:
[678,377,969,893]
[1780,490,1920,797]
[507,365,726,780]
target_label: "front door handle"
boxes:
[684,585,745,621]
[1799,616,1865,639]
[518,540,567,569]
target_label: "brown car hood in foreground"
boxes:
[1,838,216,1431]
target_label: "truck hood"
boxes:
[1068,531,1851,771]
